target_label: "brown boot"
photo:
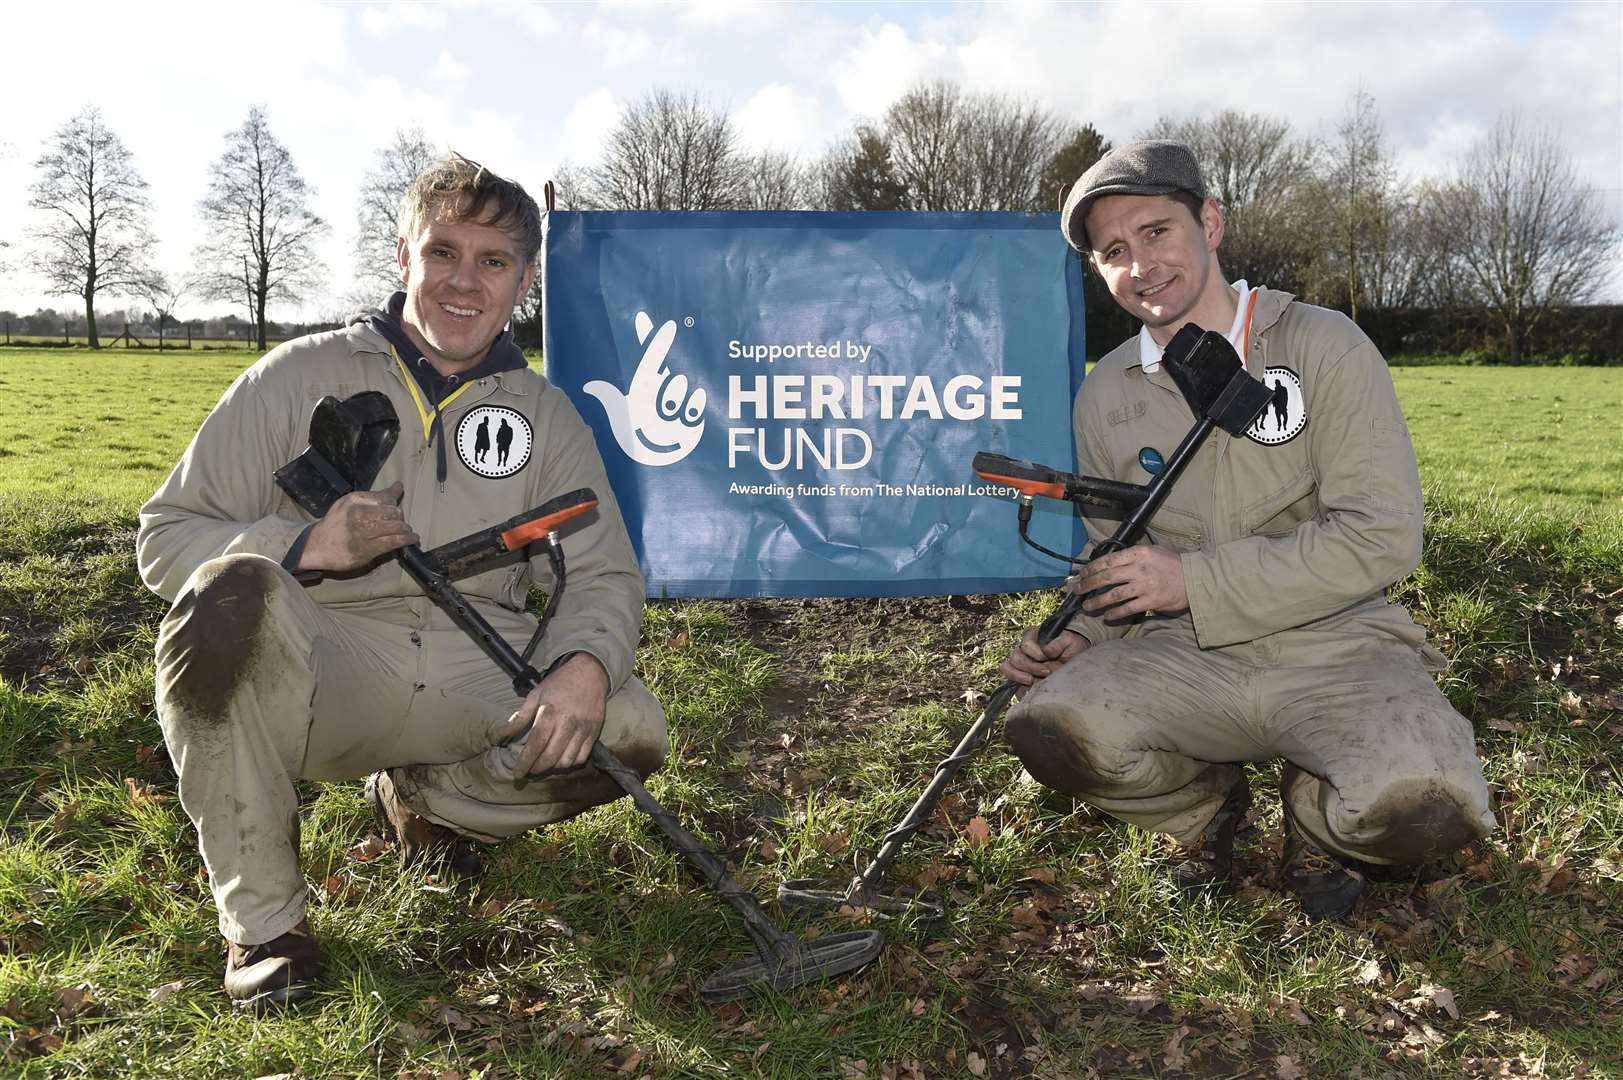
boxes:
[1281,806,1366,921]
[1171,773,1251,899]
[223,919,325,1011]
[365,770,483,883]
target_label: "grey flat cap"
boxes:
[1060,139,1206,251]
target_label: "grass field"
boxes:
[0,349,1619,1079]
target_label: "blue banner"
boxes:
[543,211,1086,598]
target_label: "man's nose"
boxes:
[1130,251,1155,279]
[447,255,479,292]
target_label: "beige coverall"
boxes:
[1006,288,1494,865]
[138,320,666,945]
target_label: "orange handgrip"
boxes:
[501,499,598,550]
[973,470,1065,501]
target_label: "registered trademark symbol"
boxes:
[684,316,695,328]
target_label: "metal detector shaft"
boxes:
[837,413,1219,905]
[390,545,805,966]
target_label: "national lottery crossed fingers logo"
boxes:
[584,312,708,466]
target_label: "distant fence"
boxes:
[0,321,287,350]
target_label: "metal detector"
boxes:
[277,391,883,1002]
[777,326,1274,921]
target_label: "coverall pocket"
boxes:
[1242,467,1317,536]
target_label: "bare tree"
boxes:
[740,150,814,210]
[1146,110,1321,291]
[1435,115,1621,362]
[882,80,1067,211]
[573,90,748,210]
[818,125,909,211]
[195,106,328,350]
[136,276,189,350]
[27,106,162,348]
[353,126,439,299]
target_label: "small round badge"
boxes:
[1138,446,1165,475]
[455,405,532,478]
[1246,367,1308,446]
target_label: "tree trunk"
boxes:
[85,293,100,349]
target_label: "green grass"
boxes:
[0,349,1619,1078]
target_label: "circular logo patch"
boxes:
[455,405,532,478]
[1246,367,1307,446]
[1138,446,1164,475]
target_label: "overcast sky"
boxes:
[1,0,1619,320]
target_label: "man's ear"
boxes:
[395,236,411,284]
[518,259,537,299]
[1200,197,1225,252]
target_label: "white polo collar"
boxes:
[1138,279,1251,373]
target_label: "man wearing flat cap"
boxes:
[999,140,1494,920]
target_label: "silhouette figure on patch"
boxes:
[1270,379,1290,431]
[474,416,491,463]
[496,418,513,467]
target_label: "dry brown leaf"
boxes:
[124,777,167,806]
[1582,967,1616,990]
[347,832,390,861]
[477,898,508,918]
[54,986,94,1018]
[963,816,992,848]
[966,1050,988,1077]
[432,1003,474,1031]
[148,980,185,1004]
[1161,1023,1191,1071]
[1486,717,1525,734]
[1274,1055,1304,1080]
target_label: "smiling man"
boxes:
[137,156,666,1009]
[999,141,1494,921]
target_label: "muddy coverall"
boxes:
[138,319,667,945]
[1005,287,1494,865]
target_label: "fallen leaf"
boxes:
[148,980,186,1003]
[125,777,167,806]
[961,687,985,707]
[966,1050,988,1077]
[347,832,389,861]
[665,630,689,649]
[1162,1023,1191,1071]
[478,898,507,918]
[963,816,992,848]
[1274,1054,1304,1079]
[432,1003,474,1031]
[1582,967,1616,990]
[1486,717,1524,734]
[54,986,94,1018]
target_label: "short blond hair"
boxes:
[399,154,542,264]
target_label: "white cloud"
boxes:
[583,17,662,71]
[562,88,626,168]
[360,2,448,36]
[735,83,825,155]
[433,51,468,83]
[830,21,954,120]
